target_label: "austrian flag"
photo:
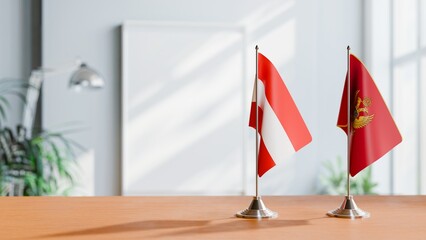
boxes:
[249,53,312,177]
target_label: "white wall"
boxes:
[42,0,363,195]
[365,0,426,195]
[0,0,32,127]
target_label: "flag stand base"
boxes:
[327,195,370,219]
[236,196,278,219]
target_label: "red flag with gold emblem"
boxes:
[337,54,402,176]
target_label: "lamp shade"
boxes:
[69,63,104,90]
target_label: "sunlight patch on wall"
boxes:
[123,23,245,195]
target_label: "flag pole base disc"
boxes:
[327,195,370,219]
[236,196,278,219]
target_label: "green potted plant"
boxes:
[319,156,378,195]
[0,79,80,196]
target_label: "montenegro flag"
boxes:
[337,54,402,177]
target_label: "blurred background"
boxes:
[0,0,424,196]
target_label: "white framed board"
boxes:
[121,21,248,195]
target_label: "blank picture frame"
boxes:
[121,21,248,195]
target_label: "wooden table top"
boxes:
[1,195,425,239]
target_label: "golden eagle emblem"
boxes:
[353,90,374,129]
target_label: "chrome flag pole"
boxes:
[236,45,277,219]
[327,46,370,219]
[256,44,259,199]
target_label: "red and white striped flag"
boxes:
[249,53,312,177]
